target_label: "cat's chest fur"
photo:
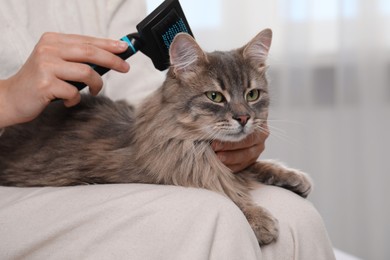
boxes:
[130,90,233,189]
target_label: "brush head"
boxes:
[136,0,194,71]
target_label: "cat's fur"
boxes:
[0,29,312,245]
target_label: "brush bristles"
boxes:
[162,18,189,49]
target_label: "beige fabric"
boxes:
[0,184,335,260]
[251,185,336,259]
[0,0,335,259]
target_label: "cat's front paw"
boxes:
[249,161,313,198]
[244,206,279,245]
[277,168,312,198]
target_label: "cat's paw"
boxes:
[245,206,279,245]
[269,167,312,198]
[249,161,313,198]
[283,168,312,198]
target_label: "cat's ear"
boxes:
[169,33,207,74]
[243,28,272,69]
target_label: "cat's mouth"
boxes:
[204,121,255,142]
[218,127,253,142]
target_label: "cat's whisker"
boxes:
[253,120,288,136]
[266,119,307,136]
[264,124,288,136]
[255,124,299,146]
[267,119,306,126]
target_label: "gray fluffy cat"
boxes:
[0,29,312,245]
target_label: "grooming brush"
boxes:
[68,0,193,91]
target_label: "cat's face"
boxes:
[165,29,272,142]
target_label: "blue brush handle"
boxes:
[67,33,141,91]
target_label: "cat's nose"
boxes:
[233,115,251,126]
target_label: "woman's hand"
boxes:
[212,124,270,173]
[0,32,130,128]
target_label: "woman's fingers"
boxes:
[212,131,264,152]
[37,32,130,74]
[53,61,103,96]
[212,124,270,173]
[58,41,130,73]
[34,32,131,97]
[52,81,81,107]
[40,32,129,54]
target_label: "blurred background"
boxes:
[146,0,389,259]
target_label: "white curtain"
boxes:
[148,1,390,259]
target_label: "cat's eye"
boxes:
[246,89,261,102]
[205,91,225,103]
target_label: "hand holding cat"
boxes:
[0,32,130,128]
[212,123,270,173]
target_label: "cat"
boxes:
[0,28,312,245]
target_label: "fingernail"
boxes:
[122,62,130,72]
[118,41,128,49]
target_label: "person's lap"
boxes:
[251,184,335,260]
[0,183,335,260]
